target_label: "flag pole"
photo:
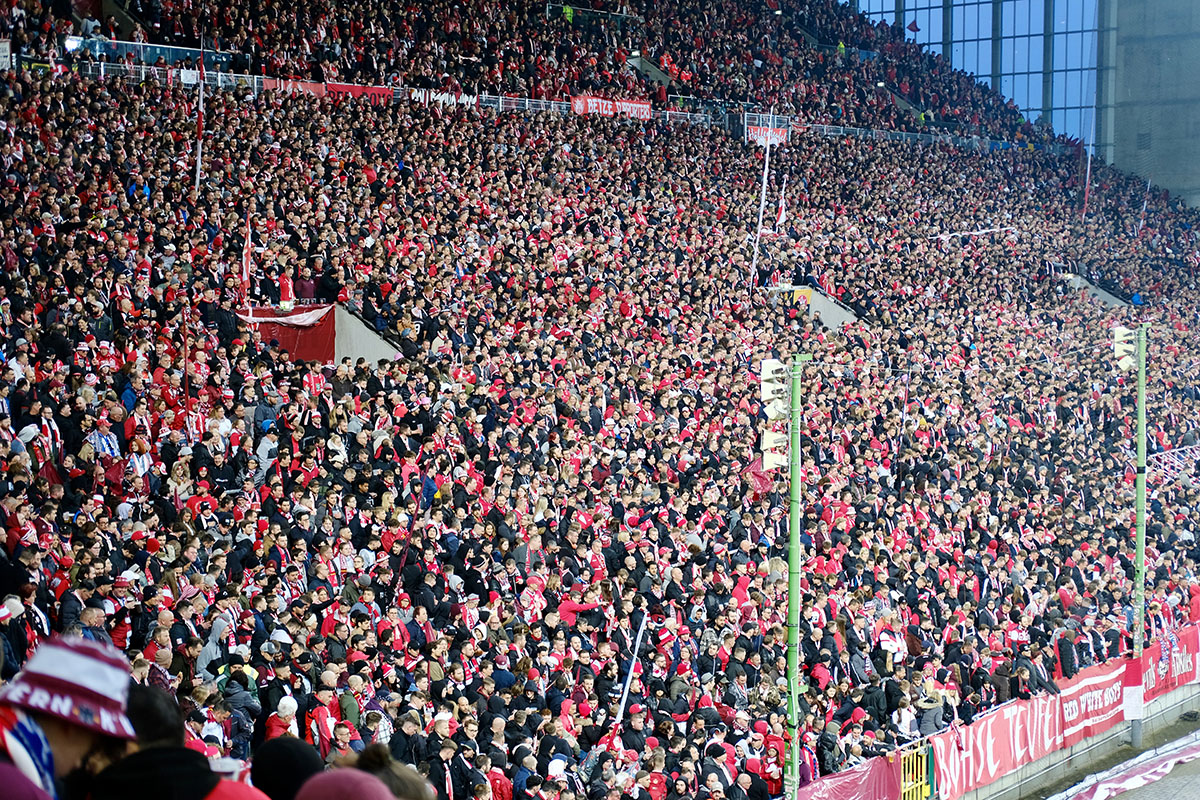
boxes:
[749,108,775,286]
[195,44,205,193]
[1080,110,1095,218]
[776,173,788,230]
[241,209,253,311]
[613,612,650,726]
[1136,176,1151,237]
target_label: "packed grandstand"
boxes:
[0,0,1199,799]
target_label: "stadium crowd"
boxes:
[1,1,1200,800]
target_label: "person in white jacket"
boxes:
[892,696,918,741]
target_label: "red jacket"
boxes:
[307,704,335,757]
[488,767,513,800]
[264,712,293,741]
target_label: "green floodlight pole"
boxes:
[786,352,811,797]
[1131,322,1149,749]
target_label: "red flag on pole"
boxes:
[907,20,920,32]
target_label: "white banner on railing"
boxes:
[0,40,11,71]
[407,88,478,107]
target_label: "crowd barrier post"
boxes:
[900,743,933,800]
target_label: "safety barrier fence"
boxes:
[899,743,933,800]
[55,57,717,127]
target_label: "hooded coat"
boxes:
[89,746,268,800]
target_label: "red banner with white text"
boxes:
[925,625,1200,800]
[747,124,790,146]
[326,82,393,105]
[570,95,652,120]
[262,78,327,97]
[1058,660,1127,747]
[1140,624,1200,703]
[930,692,1061,800]
[792,626,1200,800]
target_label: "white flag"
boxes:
[775,174,788,230]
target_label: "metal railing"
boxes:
[744,112,1070,155]
[76,59,266,92]
[69,60,717,127]
[544,2,644,24]
[478,95,571,114]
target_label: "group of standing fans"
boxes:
[2,0,1200,799]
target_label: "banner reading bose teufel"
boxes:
[570,96,652,120]
[929,625,1200,800]
[930,693,1061,800]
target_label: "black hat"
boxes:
[251,736,324,800]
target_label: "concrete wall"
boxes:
[333,306,400,365]
[631,56,671,87]
[809,290,858,329]
[969,682,1200,800]
[1110,0,1200,207]
[1065,273,1129,308]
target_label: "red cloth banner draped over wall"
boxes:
[930,692,1061,800]
[262,78,327,97]
[238,305,335,364]
[326,82,393,105]
[570,96,652,120]
[795,753,902,800]
[747,125,789,146]
[1059,661,1126,748]
[1140,624,1199,703]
